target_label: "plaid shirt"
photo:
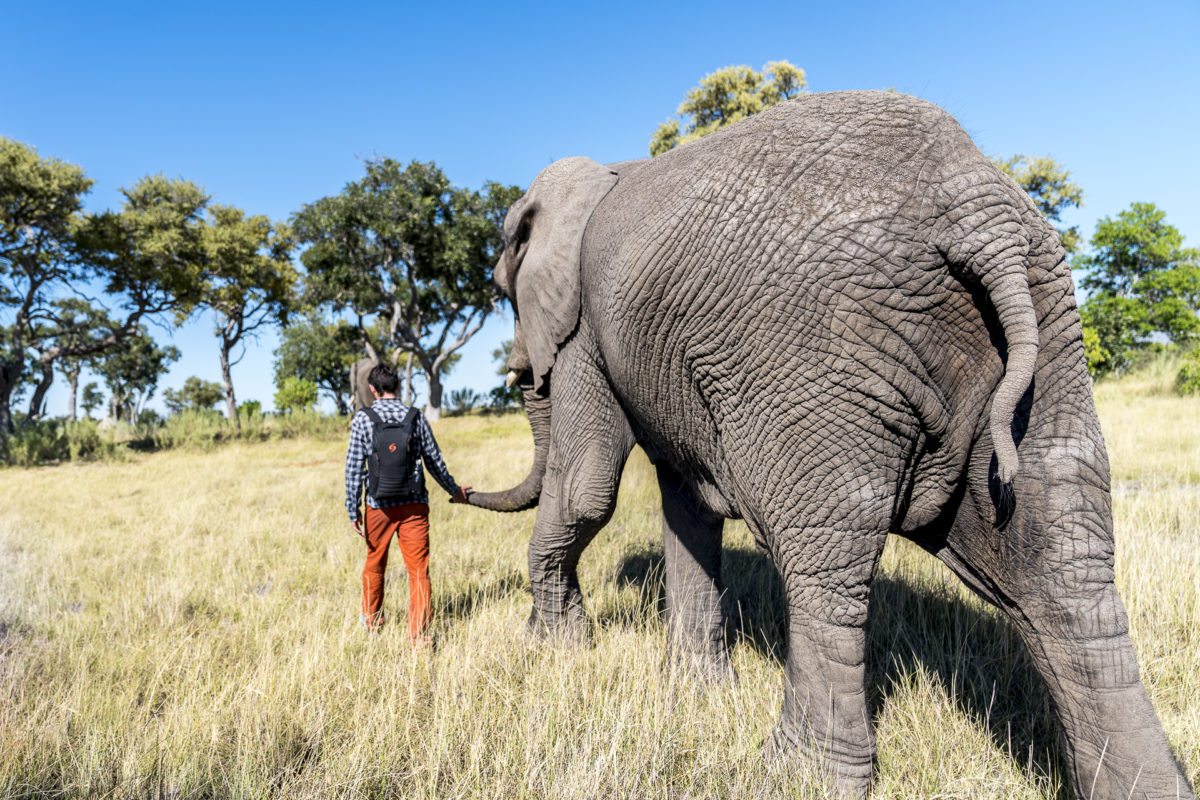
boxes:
[344,399,460,519]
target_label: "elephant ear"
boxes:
[514,157,618,394]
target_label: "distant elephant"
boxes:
[349,356,378,413]
[465,92,1192,798]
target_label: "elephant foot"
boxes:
[666,637,736,685]
[764,727,873,800]
[525,604,588,646]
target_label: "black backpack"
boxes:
[362,406,419,500]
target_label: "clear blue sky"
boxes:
[4,0,1198,414]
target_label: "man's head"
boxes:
[367,362,400,398]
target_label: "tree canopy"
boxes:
[91,327,180,423]
[650,61,806,156]
[993,155,1085,254]
[1074,202,1200,375]
[274,311,361,414]
[1,138,207,446]
[163,376,225,415]
[199,204,296,428]
[274,376,317,414]
[293,158,521,417]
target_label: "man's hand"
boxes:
[450,486,472,504]
[349,516,365,538]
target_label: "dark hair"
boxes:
[367,362,400,395]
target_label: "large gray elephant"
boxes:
[465,92,1192,798]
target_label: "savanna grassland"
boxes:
[1,377,1197,799]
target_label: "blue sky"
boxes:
[3,0,1198,414]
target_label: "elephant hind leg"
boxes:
[940,474,1193,799]
[766,521,889,799]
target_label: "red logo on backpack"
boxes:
[388,443,397,452]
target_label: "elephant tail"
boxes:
[981,254,1038,489]
[940,201,1040,511]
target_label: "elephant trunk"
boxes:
[466,389,550,512]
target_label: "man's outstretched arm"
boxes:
[415,414,470,502]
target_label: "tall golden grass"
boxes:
[0,381,1196,798]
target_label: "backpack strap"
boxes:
[361,406,384,427]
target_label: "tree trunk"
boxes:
[27,358,55,420]
[425,374,442,421]
[220,339,240,431]
[66,366,80,421]
[0,367,14,449]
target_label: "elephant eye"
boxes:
[514,213,534,248]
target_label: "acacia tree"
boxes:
[294,158,521,419]
[91,327,179,423]
[199,205,296,429]
[0,138,206,449]
[162,376,224,415]
[29,299,117,421]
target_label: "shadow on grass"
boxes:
[611,542,1068,795]
[437,569,527,621]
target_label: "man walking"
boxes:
[344,362,470,640]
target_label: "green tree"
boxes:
[993,155,1085,254]
[91,328,180,423]
[274,376,317,414]
[274,311,361,414]
[0,138,206,449]
[1074,202,1200,374]
[37,299,118,421]
[293,158,521,418]
[80,382,103,419]
[162,376,225,415]
[199,205,297,429]
[650,61,806,156]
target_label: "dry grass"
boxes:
[0,393,1196,798]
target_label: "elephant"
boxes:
[349,356,378,413]
[464,91,1192,799]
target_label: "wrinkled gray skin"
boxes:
[349,356,377,412]
[467,92,1192,799]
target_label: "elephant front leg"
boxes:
[525,332,635,642]
[526,499,607,643]
[657,465,732,682]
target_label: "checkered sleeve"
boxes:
[344,411,371,519]
[416,413,460,498]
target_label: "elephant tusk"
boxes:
[505,370,520,388]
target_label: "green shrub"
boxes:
[238,400,262,420]
[1176,349,1200,394]
[64,419,126,462]
[267,408,346,440]
[274,377,318,414]
[5,419,68,466]
[154,409,231,451]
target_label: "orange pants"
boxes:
[362,503,431,638]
